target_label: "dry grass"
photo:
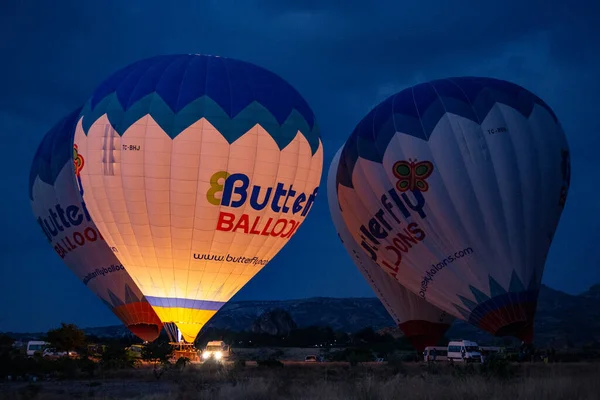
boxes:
[1,362,598,400]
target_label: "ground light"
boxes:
[202,350,223,361]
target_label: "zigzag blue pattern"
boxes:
[80,54,320,154]
[29,107,81,200]
[80,92,319,154]
[336,77,558,189]
[452,269,540,326]
[102,286,151,309]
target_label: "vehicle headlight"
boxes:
[202,351,210,359]
[215,351,222,360]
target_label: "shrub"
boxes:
[421,361,441,375]
[78,357,97,378]
[386,353,407,376]
[201,357,226,372]
[100,343,136,370]
[175,357,190,371]
[53,357,79,380]
[480,355,519,380]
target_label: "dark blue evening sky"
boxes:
[1,1,599,332]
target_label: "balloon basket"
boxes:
[169,341,200,362]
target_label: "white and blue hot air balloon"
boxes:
[335,77,570,343]
[72,54,323,343]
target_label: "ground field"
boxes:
[1,361,599,400]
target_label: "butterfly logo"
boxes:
[392,158,434,192]
[73,144,85,177]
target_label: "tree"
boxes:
[46,323,86,352]
[335,331,350,345]
[0,334,14,351]
[100,342,136,370]
[0,335,18,378]
[142,341,174,363]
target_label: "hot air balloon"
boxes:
[72,54,323,343]
[29,108,164,342]
[328,147,454,351]
[335,77,570,343]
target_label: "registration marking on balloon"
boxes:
[559,149,570,208]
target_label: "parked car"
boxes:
[42,348,78,360]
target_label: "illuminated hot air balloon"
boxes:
[29,108,164,342]
[335,77,570,343]
[328,147,454,351]
[72,54,323,343]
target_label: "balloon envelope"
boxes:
[73,54,323,342]
[29,108,163,342]
[328,147,454,351]
[335,77,570,342]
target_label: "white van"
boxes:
[423,346,448,362]
[201,340,231,361]
[26,341,49,357]
[447,340,481,363]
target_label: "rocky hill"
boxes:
[250,308,297,335]
[4,284,599,348]
[209,296,393,333]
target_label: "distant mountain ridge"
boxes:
[4,284,599,348]
[580,284,600,300]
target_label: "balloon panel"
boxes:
[328,146,454,350]
[29,109,163,342]
[336,77,570,342]
[73,54,323,342]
